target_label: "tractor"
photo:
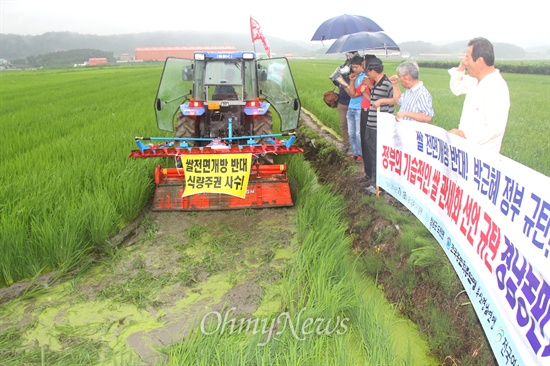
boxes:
[129,51,303,210]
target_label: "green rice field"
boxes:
[290,59,550,176]
[0,60,550,294]
[0,61,548,364]
[1,60,549,290]
[1,66,162,286]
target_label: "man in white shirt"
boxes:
[373,61,434,123]
[448,37,510,153]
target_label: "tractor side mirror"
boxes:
[258,66,267,81]
[182,66,193,81]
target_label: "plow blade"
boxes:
[152,164,293,211]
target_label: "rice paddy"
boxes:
[0,60,548,364]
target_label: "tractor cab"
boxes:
[153,52,300,139]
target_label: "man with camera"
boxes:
[329,52,358,155]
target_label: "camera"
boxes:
[328,52,358,88]
[329,62,351,88]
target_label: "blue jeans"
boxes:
[346,108,361,157]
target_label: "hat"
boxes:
[366,57,383,70]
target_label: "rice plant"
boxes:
[0,66,161,286]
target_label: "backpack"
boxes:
[323,90,339,108]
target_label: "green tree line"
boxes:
[417,60,550,75]
[24,49,114,68]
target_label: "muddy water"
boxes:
[0,209,297,364]
[0,206,436,365]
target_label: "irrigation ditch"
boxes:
[0,109,494,365]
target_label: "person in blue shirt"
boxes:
[344,55,365,161]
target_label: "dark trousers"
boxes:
[338,103,349,149]
[365,126,377,185]
[360,109,370,178]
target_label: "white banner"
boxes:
[377,112,550,365]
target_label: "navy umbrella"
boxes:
[311,14,384,41]
[325,31,400,54]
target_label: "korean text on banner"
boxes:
[376,112,550,366]
[181,154,252,198]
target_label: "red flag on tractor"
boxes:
[250,16,271,58]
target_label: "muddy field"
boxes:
[0,112,331,365]
[0,208,298,364]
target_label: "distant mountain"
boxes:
[1,31,546,62]
[397,40,548,60]
[0,31,322,61]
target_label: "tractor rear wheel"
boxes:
[252,111,273,142]
[175,112,200,146]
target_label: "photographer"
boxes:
[329,52,357,154]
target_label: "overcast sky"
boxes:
[1,0,549,48]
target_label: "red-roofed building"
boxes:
[135,46,237,61]
[89,58,108,66]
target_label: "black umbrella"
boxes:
[325,31,400,54]
[311,14,384,41]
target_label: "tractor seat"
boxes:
[211,92,238,101]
